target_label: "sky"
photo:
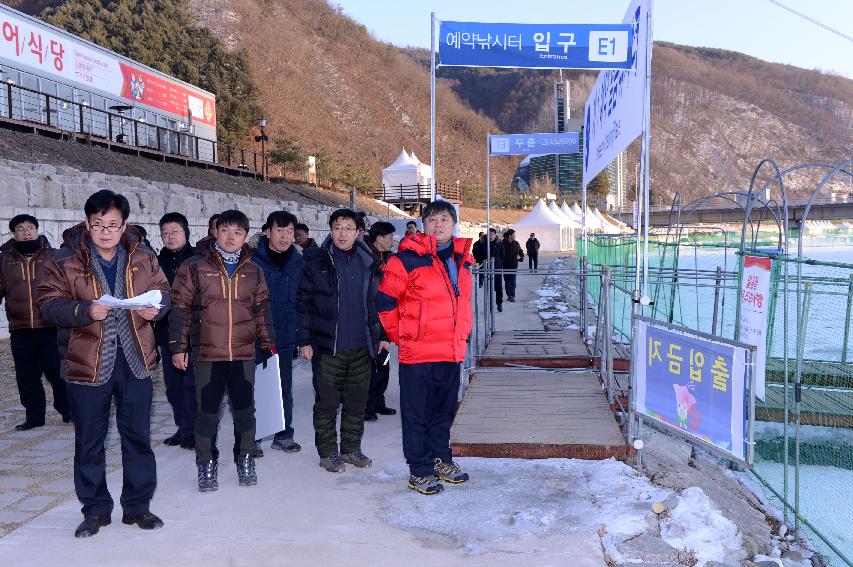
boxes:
[336,0,853,78]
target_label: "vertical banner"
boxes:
[635,320,749,460]
[582,0,651,186]
[738,256,772,401]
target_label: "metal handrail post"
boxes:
[793,282,812,536]
[605,267,615,403]
[580,257,588,339]
[473,267,480,358]
[842,274,853,363]
[712,266,723,336]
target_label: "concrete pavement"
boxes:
[0,251,607,566]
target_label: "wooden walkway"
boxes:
[452,370,629,460]
[477,330,592,368]
[757,383,853,428]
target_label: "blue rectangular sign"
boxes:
[637,321,748,459]
[438,21,634,70]
[489,132,579,156]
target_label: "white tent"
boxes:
[591,208,620,232]
[560,201,583,224]
[512,199,575,251]
[571,202,583,217]
[381,149,432,200]
[409,151,433,183]
[548,200,582,229]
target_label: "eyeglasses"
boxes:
[13,226,36,234]
[90,223,123,233]
[161,231,183,238]
[331,225,357,233]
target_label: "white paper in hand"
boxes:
[95,290,163,309]
[255,354,285,439]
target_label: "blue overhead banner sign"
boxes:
[489,132,579,156]
[438,22,634,70]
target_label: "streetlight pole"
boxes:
[255,115,269,182]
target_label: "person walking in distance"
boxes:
[363,221,397,422]
[0,214,70,430]
[252,210,304,454]
[156,212,197,450]
[170,210,276,492]
[377,200,473,495]
[37,190,171,538]
[526,233,540,271]
[501,229,524,302]
[472,228,504,312]
[296,209,388,473]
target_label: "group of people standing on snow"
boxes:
[0,190,474,539]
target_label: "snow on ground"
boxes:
[345,457,668,555]
[660,487,742,565]
[532,256,582,329]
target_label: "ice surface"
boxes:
[361,458,668,554]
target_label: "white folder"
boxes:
[254,354,286,439]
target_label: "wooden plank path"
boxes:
[757,382,853,428]
[452,370,629,460]
[478,330,592,368]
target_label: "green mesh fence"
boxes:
[582,235,853,566]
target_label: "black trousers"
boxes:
[528,255,538,270]
[493,273,503,306]
[276,352,295,440]
[313,347,371,458]
[193,360,256,464]
[367,357,391,413]
[503,272,517,299]
[66,349,155,518]
[10,327,69,423]
[399,362,460,477]
[156,332,196,440]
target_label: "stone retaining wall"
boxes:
[0,158,491,338]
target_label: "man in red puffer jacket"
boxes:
[377,200,473,495]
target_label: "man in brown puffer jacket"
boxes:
[0,214,70,431]
[36,190,171,539]
[169,209,276,493]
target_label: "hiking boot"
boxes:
[271,437,302,453]
[319,454,346,473]
[237,453,257,486]
[408,474,444,495]
[252,440,264,458]
[341,451,372,468]
[364,411,378,422]
[197,460,218,492]
[434,458,469,484]
[497,304,503,312]
[179,436,196,450]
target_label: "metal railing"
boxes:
[0,80,267,176]
[371,182,462,204]
[583,234,853,567]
